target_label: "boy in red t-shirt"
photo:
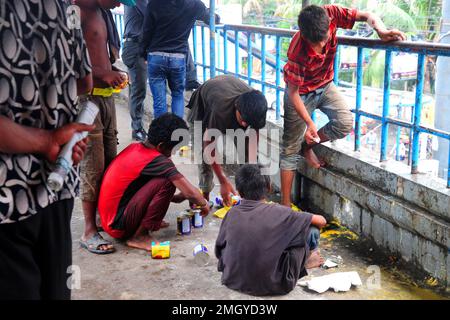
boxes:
[280,4,406,207]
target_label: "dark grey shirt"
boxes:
[124,0,148,39]
[215,200,313,296]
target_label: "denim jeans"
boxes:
[307,226,320,251]
[121,40,147,132]
[147,52,186,119]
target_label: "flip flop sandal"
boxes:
[80,232,115,254]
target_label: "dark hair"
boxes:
[147,113,188,149]
[236,164,271,201]
[298,5,330,43]
[236,90,268,130]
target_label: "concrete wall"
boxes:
[261,120,450,286]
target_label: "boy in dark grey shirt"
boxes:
[215,165,326,296]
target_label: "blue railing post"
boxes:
[447,147,450,188]
[261,34,266,95]
[334,46,340,84]
[380,50,392,162]
[201,26,206,82]
[192,26,198,67]
[396,103,402,161]
[235,30,239,75]
[247,32,252,85]
[223,28,228,74]
[411,54,426,174]
[209,0,216,78]
[355,47,363,151]
[275,36,281,120]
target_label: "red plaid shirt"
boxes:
[283,5,358,94]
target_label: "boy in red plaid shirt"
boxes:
[280,4,406,207]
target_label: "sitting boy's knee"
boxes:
[307,227,320,250]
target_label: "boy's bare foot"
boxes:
[305,249,325,269]
[160,220,170,229]
[302,147,324,169]
[126,234,154,251]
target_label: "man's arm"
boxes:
[77,74,93,95]
[287,83,319,144]
[172,177,210,216]
[203,138,237,206]
[356,11,406,42]
[0,116,94,165]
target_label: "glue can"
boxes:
[193,244,210,266]
[191,209,203,228]
[177,213,191,235]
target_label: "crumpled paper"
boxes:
[298,271,362,293]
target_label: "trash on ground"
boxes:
[298,271,362,293]
[151,241,170,259]
[322,259,339,269]
[213,206,230,219]
[193,244,210,266]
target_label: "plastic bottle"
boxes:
[47,101,99,192]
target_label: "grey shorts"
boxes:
[280,82,353,171]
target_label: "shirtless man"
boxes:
[75,0,135,254]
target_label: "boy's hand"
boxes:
[200,205,210,217]
[220,180,237,207]
[305,122,319,145]
[102,70,127,88]
[378,29,406,42]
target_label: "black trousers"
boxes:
[0,199,74,300]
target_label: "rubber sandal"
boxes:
[80,232,115,254]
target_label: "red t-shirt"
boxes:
[283,5,357,94]
[98,143,182,239]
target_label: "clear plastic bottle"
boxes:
[47,101,99,192]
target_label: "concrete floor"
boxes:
[71,97,448,300]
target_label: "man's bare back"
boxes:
[76,0,125,88]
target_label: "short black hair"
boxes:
[236,164,271,201]
[147,113,188,149]
[298,5,330,43]
[236,90,268,130]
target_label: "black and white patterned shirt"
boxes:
[0,0,92,224]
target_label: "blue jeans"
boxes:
[147,53,186,119]
[307,227,320,251]
[122,40,147,132]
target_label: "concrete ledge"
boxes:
[262,118,450,285]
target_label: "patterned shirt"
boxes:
[0,0,92,224]
[283,5,357,94]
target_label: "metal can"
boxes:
[191,209,203,228]
[193,244,210,266]
[177,213,191,235]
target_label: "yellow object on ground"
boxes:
[320,219,359,241]
[151,241,170,259]
[213,206,231,219]
[291,203,301,212]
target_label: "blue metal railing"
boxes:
[111,11,450,188]
[191,22,450,188]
